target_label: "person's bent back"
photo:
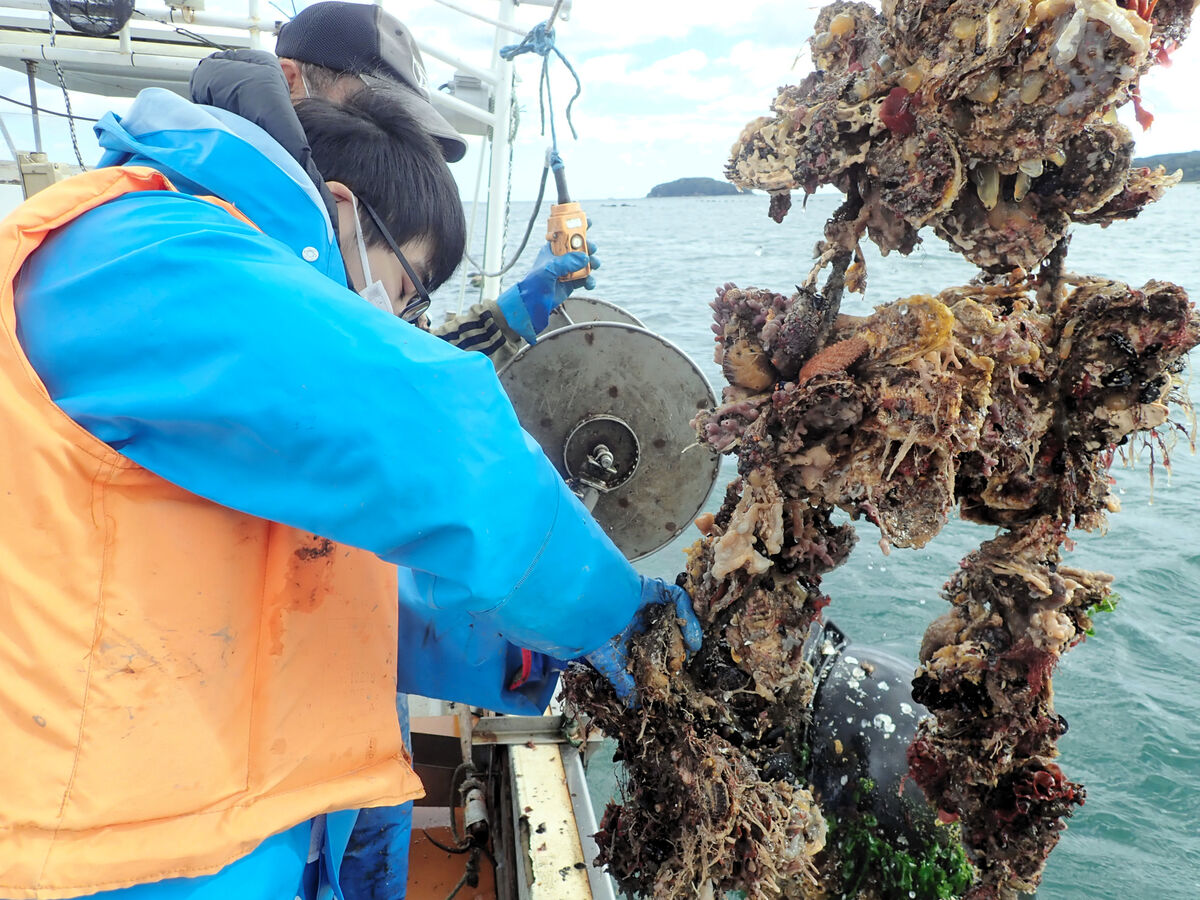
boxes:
[1,79,694,900]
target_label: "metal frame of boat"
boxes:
[0,3,615,898]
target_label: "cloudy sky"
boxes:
[0,0,1196,199]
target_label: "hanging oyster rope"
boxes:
[564,3,1199,899]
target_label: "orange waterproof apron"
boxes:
[0,167,423,899]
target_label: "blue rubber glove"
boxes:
[584,577,703,707]
[496,240,601,344]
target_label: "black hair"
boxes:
[295,88,465,292]
[295,61,346,96]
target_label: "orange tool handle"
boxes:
[546,200,590,283]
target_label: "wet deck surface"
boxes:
[407,824,497,900]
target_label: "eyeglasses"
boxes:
[358,198,432,324]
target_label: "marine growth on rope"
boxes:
[565,3,1200,899]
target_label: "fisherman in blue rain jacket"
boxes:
[259,0,598,720]
[194,6,602,893]
[4,62,699,900]
[187,9,600,893]
[233,6,608,892]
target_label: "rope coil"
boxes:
[498,19,582,149]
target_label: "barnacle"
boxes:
[723,338,779,392]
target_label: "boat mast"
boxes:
[480,0,517,303]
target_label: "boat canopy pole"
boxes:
[432,0,526,37]
[481,0,517,302]
[24,60,40,152]
[3,0,265,34]
[479,0,575,301]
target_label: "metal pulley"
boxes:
[498,302,720,561]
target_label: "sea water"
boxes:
[441,186,1200,900]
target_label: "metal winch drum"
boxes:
[543,294,645,331]
[498,297,720,561]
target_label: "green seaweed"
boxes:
[827,778,975,900]
[1084,589,1121,636]
[1094,590,1120,616]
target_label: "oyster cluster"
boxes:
[567,268,1197,899]
[728,0,1195,274]
[563,2,1199,899]
[563,486,850,900]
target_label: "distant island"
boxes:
[647,177,750,198]
[643,155,1200,198]
[1132,150,1200,181]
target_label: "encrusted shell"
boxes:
[722,339,778,391]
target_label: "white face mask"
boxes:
[350,195,394,315]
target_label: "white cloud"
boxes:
[581,49,713,87]
[1,0,1196,204]
[1126,42,1200,157]
[580,48,730,102]
[724,38,812,85]
[571,110,739,147]
[568,0,787,49]
[576,52,637,87]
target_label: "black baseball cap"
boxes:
[276,1,468,162]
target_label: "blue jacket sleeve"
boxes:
[14,192,641,659]
[396,571,561,715]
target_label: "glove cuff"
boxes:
[497,284,539,345]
